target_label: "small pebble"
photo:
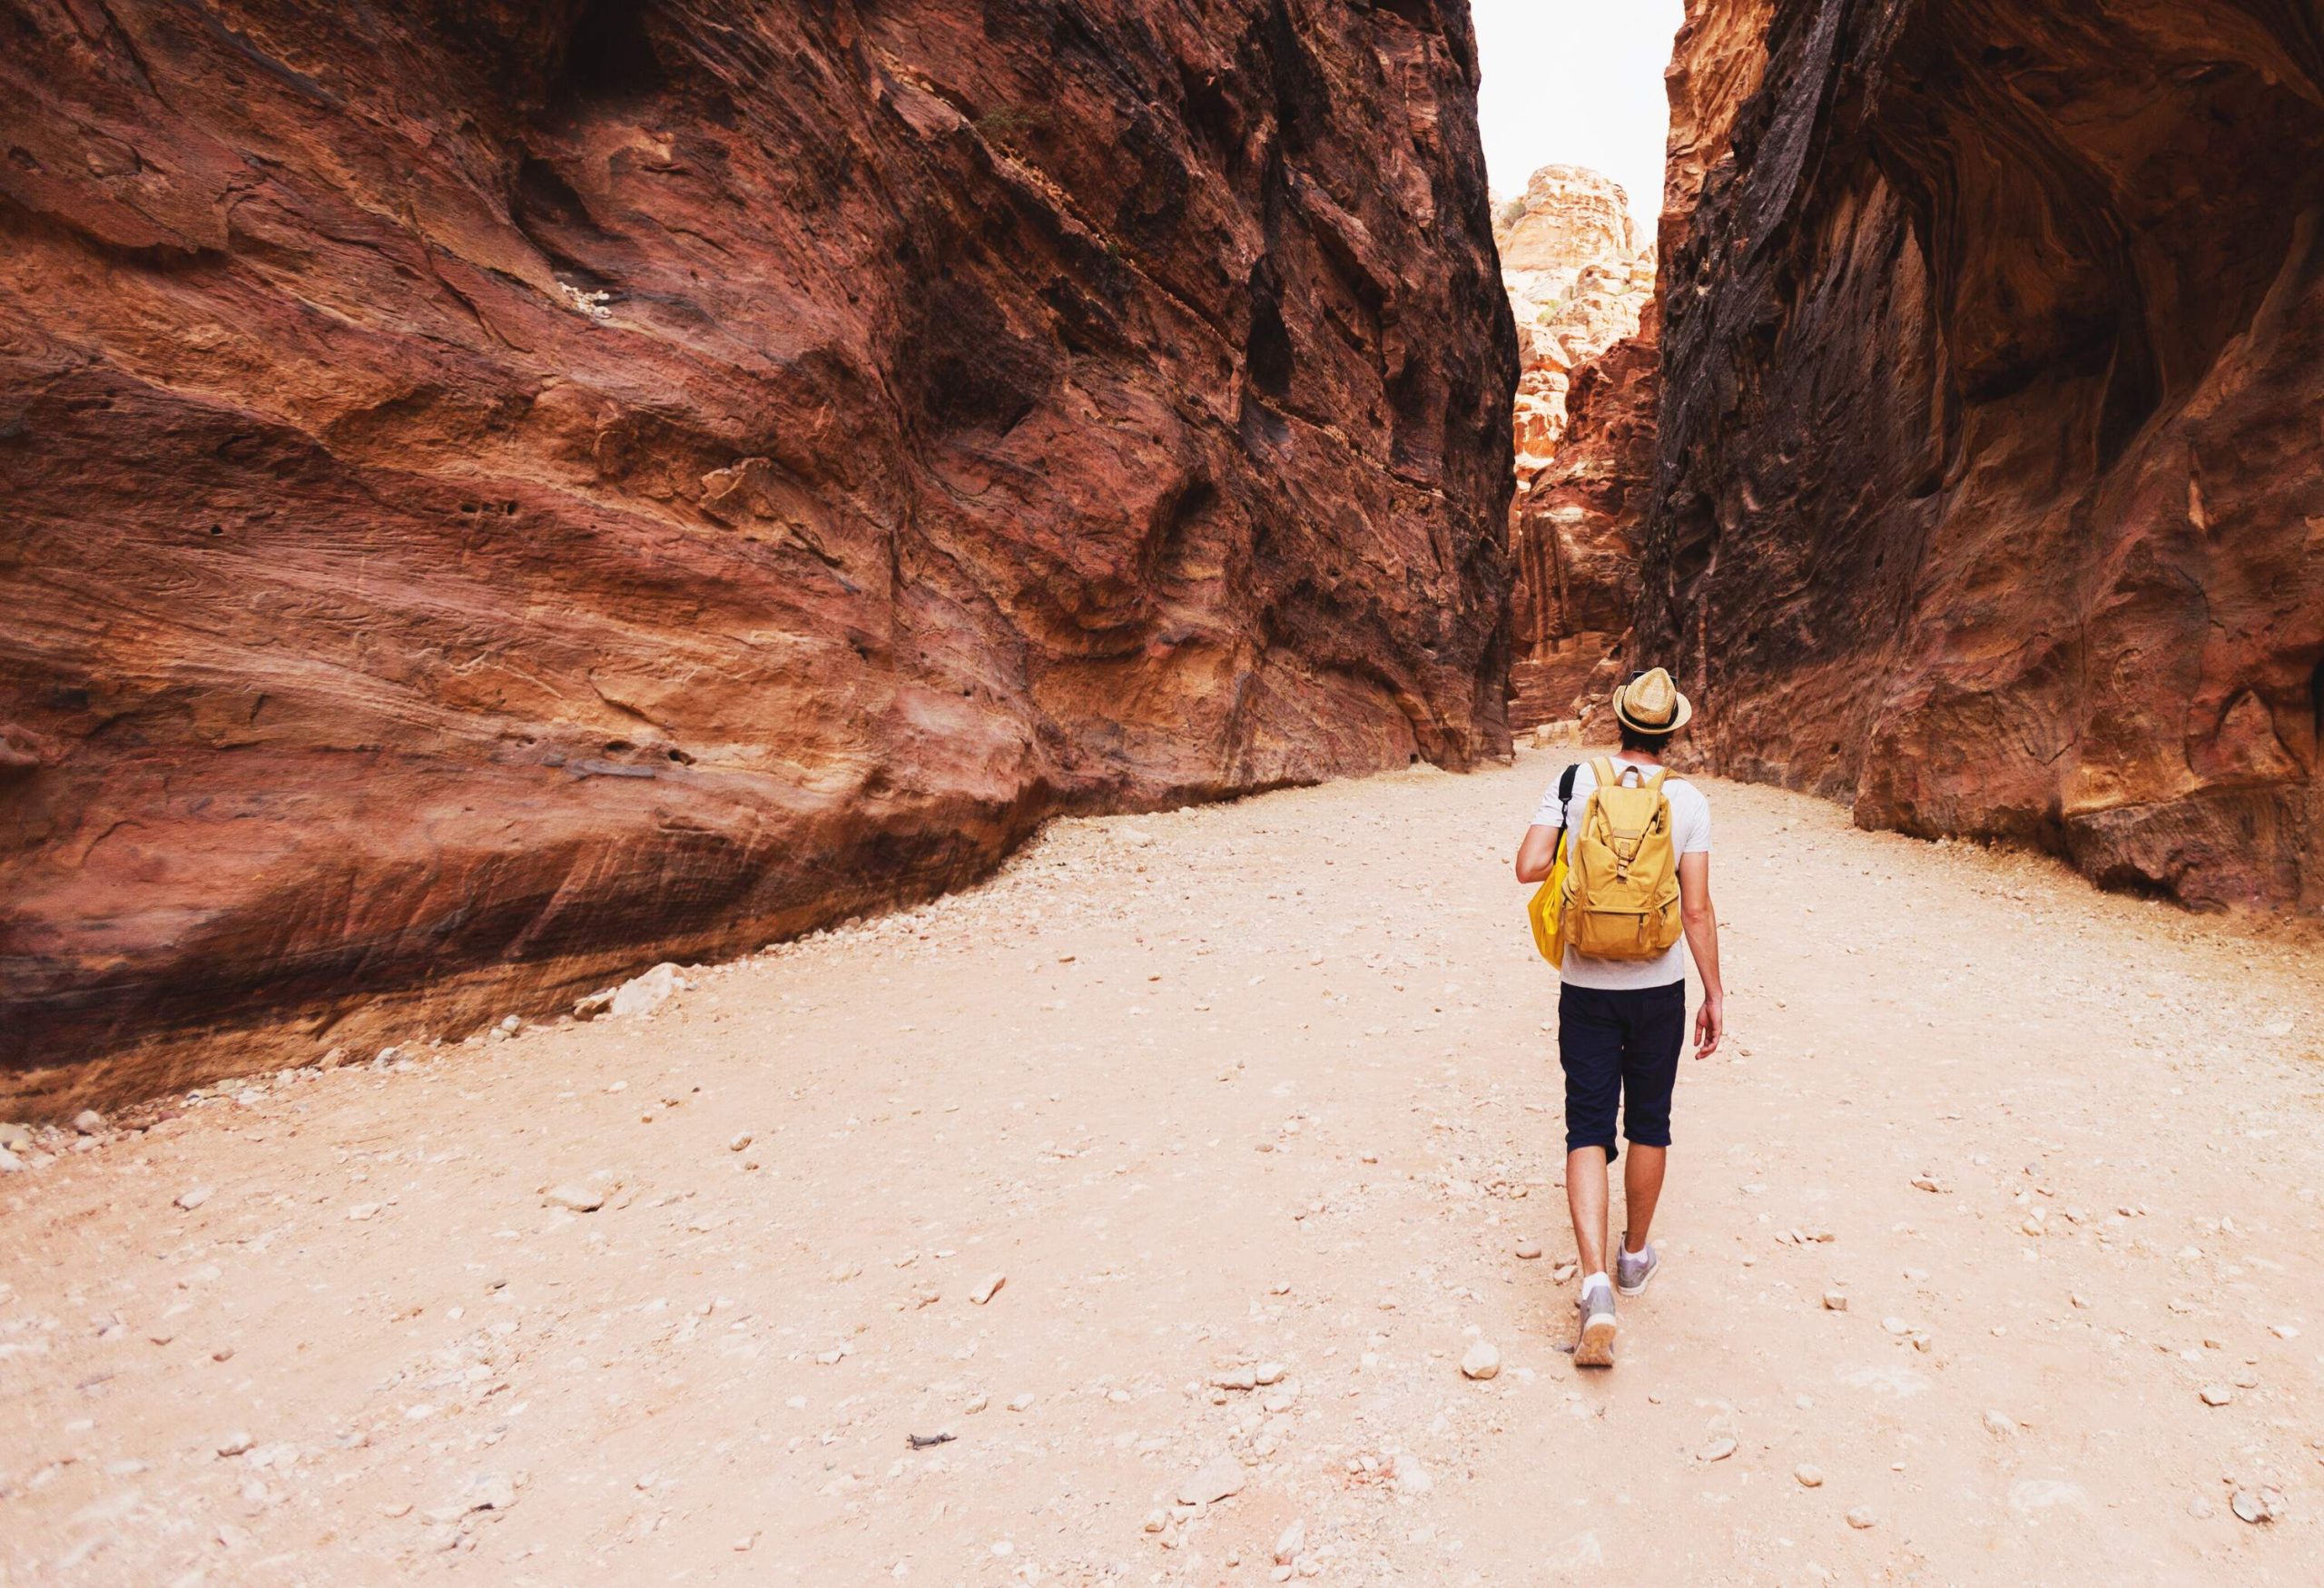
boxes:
[2231,1486,2285,1524]
[1846,1506,1877,1530]
[1178,1457,1246,1506]
[1795,1464,1823,1487]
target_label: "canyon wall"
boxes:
[1494,166,1657,726]
[1642,0,2324,911]
[0,0,1518,1110]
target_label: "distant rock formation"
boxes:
[1642,0,2324,911]
[1493,166,1658,727]
[0,0,1518,1110]
[1498,163,1635,287]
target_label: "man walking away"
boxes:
[1512,668,1723,1366]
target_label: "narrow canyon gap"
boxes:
[1493,165,1659,730]
[0,0,1519,1110]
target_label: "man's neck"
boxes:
[1615,749,1663,768]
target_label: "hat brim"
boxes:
[1612,687,1692,735]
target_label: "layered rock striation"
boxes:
[1642,0,2324,911]
[0,0,1518,1108]
[1493,166,1657,726]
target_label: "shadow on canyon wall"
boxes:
[1641,0,2324,912]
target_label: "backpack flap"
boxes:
[1564,759,1684,960]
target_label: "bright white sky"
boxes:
[1470,0,1685,239]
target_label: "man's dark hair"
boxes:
[1618,722,1676,755]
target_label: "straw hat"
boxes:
[1611,667,1693,735]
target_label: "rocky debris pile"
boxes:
[1640,0,2324,910]
[1491,165,1660,728]
[0,0,1517,1114]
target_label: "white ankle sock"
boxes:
[1581,1271,1611,1297]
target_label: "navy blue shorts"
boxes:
[1558,980,1686,1161]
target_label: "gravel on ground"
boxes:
[3,748,2320,1583]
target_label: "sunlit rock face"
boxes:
[1641,0,2324,911]
[0,0,1517,1108]
[1498,163,1635,290]
[1493,165,1657,727]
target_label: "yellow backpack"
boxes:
[1559,756,1682,961]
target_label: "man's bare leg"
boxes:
[1566,1146,1620,1365]
[1621,1145,1667,1253]
[1566,1146,1610,1275]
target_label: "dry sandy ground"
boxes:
[5,747,2323,1587]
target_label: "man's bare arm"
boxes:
[1678,850,1723,1057]
[1514,823,1561,884]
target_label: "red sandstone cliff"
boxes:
[0,0,1518,1109]
[1493,165,1656,726]
[1642,0,2324,911]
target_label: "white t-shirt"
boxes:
[1530,755,1711,990]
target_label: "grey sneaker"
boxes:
[1616,1240,1660,1297]
[1573,1279,1618,1367]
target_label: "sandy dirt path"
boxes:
[5,747,2323,1586]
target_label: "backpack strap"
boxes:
[1641,766,1674,836]
[1589,755,1619,792]
[1551,762,1579,863]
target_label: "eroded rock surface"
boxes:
[0,0,1517,1109]
[1641,0,2324,909]
[1493,166,1657,726]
